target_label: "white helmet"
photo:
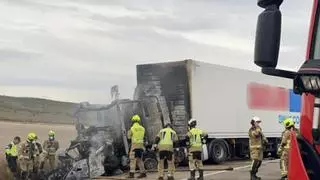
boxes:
[252,116,261,123]
[188,118,196,125]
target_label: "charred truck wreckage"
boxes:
[45,90,170,179]
[43,59,297,179]
[45,62,192,179]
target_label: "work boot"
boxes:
[137,172,147,178]
[255,169,261,179]
[158,177,164,180]
[250,171,257,180]
[127,172,134,178]
[188,170,196,180]
[197,170,204,180]
[253,173,261,180]
[168,175,175,180]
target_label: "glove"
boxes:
[144,140,149,147]
[277,147,282,156]
[151,144,158,151]
[264,138,268,143]
[186,141,190,147]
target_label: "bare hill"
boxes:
[0,95,80,124]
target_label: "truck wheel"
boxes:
[174,148,187,166]
[144,158,158,170]
[143,151,158,170]
[209,139,228,164]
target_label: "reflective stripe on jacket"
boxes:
[18,141,40,160]
[159,127,177,146]
[189,128,203,148]
[158,127,178,151]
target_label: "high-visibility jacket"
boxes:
[157,127,178,152]
[5,142,18,157]
[127,122,145,150]
[187,128,205,152]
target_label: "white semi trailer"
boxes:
[136,59,301,164]
[65,59,302,179]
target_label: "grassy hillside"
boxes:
[0,95,79,124]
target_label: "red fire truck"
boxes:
[254,0,320,179]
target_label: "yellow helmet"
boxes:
[27,132,36,141]
[131,114,141,122]
[283,118,294,128]
[48,130,55,136]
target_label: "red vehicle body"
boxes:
[254,0,320,179]
[289,0,320,179]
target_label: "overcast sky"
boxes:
[0,0,313,104]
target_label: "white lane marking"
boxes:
[179,159,279,180]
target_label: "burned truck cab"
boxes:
[70,98,163,178]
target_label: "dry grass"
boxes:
[0,157,11,180]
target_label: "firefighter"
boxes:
[248,116,268,180]
[153,123,178,180]
[277,118,299,180]
[18,132,41,179]
[33,134,43,173]
[5,136,21,178]
[186,118,208,180]
[292,120,300,136]
[40,130,59,171]
[127,114,147,179]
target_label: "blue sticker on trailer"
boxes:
[278,114,301,125]
[278,89,301,125]
[289,89,301,112]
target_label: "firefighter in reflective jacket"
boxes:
[5,136,21,178]
[40,130,59,171]
[153,123,178,180]
[277,118,299,180]
[248,116,268,180]
[186,118,208,180]
[33,134,43,173]
[127,114,147,179]
[18,133,41,179]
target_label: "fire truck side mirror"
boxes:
[254,2,283,68]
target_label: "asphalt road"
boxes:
[205,159,280,180]
[96,159,281,180]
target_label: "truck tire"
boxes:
[209,139,228,164]
[143,151,158,170]
[144,158,158,170]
